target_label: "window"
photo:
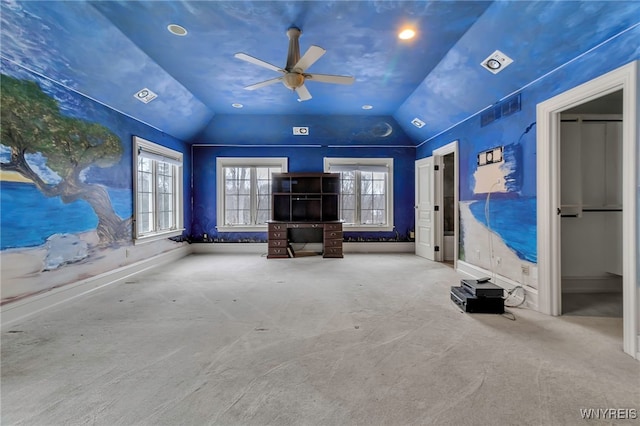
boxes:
[133,136,183,242]
[324,158,393,231]
[216,157,288,232]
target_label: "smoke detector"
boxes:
[481,50,513,74]
[411,117,425,128]
[293,127,309,135]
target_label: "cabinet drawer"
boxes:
[268,231,286,240]
[323,247,343,257]
[287,223,319,229]
[323,239,343,248]
[324,223,342,231]
[324,230,343,240]
[268,239,287,248]
[269,223,286,231]
[268,247,288,257]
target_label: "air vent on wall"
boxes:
[481,93,521,127]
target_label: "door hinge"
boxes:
[434,205,439,211]
[434,165,440,171]
[434,246,440,252]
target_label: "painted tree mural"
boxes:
[0,74,131,245]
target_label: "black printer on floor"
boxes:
[451,278,504,314]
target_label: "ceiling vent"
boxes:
[481,93,521,127]
[481,50,513,74]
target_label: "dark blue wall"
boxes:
[191,115,415,242]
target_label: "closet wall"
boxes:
[560,113,622,292]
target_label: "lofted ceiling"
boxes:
[1,1,639,144]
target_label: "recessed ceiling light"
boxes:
[167,24,187,36]
[232,103,243,109]
[362,105,373,110]
[398,28,416,40]
[486,59,501,70]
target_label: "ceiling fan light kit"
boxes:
[234,26,355,102]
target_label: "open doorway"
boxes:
[415,140,459,264]
[560,91,623,317]
[537,61,638,359]
[441,153,456,265]
[434,141,459,267]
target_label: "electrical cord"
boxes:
[504,285,526,308]
[484,180,527,319]
[484,180,501,283]
[501,309,516,321]
[485,180,528,311]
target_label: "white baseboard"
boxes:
[456,260,538,311]
[191,242,267,255]
[190,241,415,255]
[0,246,191,330]
[343,242,414,253]
[561,276,623,293]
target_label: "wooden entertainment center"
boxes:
[267,172,343,259]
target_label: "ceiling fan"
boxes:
[234,27,355,102]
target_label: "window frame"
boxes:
[216,157,288,232]
[324,157,394,232]
[133,136,184,244]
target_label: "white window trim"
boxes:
[216,157,288,232]
[324,157,394,232]
[133,136,184,244]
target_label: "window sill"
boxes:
[343,225,394,232]
[216,225,393,233]
[216,225,268,233]
[134,229,184,245]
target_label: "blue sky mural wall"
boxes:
[0,59,192,303]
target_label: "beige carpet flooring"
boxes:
[2,253,639,425]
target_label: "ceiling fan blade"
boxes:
[294,45,326,72]
[305,73,355,85]
[235,53,284,73]
[295,84,312,102]
[244,76,284,90]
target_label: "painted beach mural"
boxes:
[411,7,640,289]
[458,117,538,284]
[0,65,188,304]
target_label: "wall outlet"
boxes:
[495,256,501,265]
[521,264,530,275]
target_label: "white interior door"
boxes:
[415,156,441,260]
